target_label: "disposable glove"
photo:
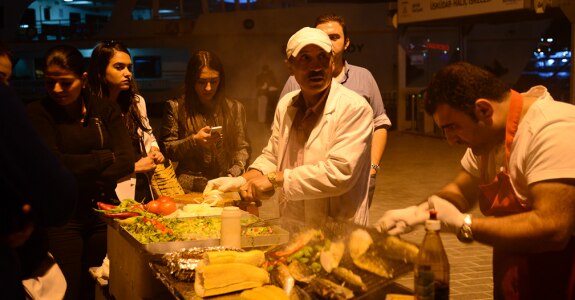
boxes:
[428,195,465,231]
[203,176,247,195]
[373,204,429,235]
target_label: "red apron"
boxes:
[478,91,575,300]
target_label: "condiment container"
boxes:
[220,206,241,248]
[414,211,450,300]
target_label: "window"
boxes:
[133,56,161,78]
[44,8,50,21]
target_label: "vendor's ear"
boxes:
[344,37,350,51]
[474,99,493,120]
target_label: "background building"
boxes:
[1,0,573,135]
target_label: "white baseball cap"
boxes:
[285,27,332,59]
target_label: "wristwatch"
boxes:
[370,163,380,172]
[457,214,474,243]
[267,172,279,189]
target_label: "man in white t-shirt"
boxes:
[375,62,575,299]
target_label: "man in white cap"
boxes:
[205,27,373,229]
[280,14,392,209]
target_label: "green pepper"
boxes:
[289,249,305,260]
[310,262,322,273]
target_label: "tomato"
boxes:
[145,197,176,215]
[145,200,161,214]
[158,201,177,216]
[156,196,174,203]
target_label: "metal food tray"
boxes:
[304,222,416,299]
[148,222,416,299]
[115,219,290,255]
[150,261,312,300]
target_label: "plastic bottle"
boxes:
[220,206,242,248]
[414,210,450,300]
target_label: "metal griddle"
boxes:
[149,221,415,299]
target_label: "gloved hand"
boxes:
[373,204,429,235]
[203,176,247,195]
[428,195,465,231]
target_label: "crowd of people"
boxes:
[2,11,574,300]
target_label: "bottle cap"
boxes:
[425,219,441,231]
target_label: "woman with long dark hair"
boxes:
[26,45,134,300]
[160,50,250,192]
[88,40,164,202]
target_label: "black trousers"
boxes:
[46,214,107,300]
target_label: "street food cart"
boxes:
[100,195,415,299]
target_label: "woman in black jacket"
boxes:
[26,45,134,300]
[160,50,251,192]
[88,40,165,202]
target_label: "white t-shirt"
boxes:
[461,86,575,206]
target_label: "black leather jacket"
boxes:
[26,95,135,212]
[160,97,250,192]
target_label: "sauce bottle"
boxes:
[414,210,450,300]
[220,206,242,248]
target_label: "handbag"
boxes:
[22,252,66,300]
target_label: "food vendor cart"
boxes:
[101,196,415,300]
[105,205,288,299]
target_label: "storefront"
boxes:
[395,0,575,136]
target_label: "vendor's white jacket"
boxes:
[250,80,373,227]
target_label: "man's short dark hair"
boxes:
[424,62,510,120]
[314,13,348,41]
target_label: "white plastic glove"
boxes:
[428,195,465,231]
[373,204,429,235]
[203,176,247,195]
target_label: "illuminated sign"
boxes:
[426,42,450,51]
[398,0,530,24]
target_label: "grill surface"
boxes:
[150,221,416,299]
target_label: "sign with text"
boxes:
[398,0,530,24]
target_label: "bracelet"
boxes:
[370,163,380,172]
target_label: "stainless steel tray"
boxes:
[147,222,416,299]
[115,219,290,255]
[151,259,413,300]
